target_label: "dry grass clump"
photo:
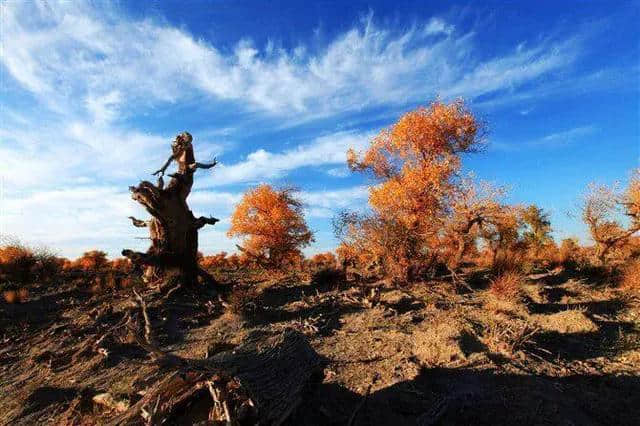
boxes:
[3,290,17,303]
[532,309,598,334]
[489,272,523,301]
[227,285,259,316]
[413,321,464,365]
[620,260,640,293]
[412,316,482,366]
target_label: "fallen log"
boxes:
[109,329,323,425]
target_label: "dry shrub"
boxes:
[201,252,229,270]
[227,285,258,316]
[120,276,134,288]
[110,258,132,273]
[492,249,528,275]
[104,272,118,290]
[0,244,61,285]
[17,288,29,303]
[489,272,523,301]
[3,289,17,304]
[74,250,109,272]
[0,245,36,284]
[531,309,598,334]
[620,260,640,293]
[89,272,140,293]
[311,267,345,287]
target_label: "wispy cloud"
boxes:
[326,167,351,178]
[197,131,373,187]
[491,125,597,152]
[300,186,369,218]
[533,125,596,147]
[2,2,586,122]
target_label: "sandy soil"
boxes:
[1,268,638,425]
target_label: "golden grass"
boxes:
[489,272,523,301]
[412,317,470,365]
[532,309,598,334]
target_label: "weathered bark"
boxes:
[122,132,218,286]
[109,329,323,425]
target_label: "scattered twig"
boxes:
[133,288,153,345]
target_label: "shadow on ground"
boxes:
[289,367,640,426]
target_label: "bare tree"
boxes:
[581,169,640,264]
[122,132,219,286]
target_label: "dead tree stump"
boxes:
[122,132,219,286]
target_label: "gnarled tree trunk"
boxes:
[122,132,218,286]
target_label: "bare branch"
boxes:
[133,289,153,345]
[153,154,175,176]
[194,216,219,229]
[189,157,217,171]
[128,216,148,228]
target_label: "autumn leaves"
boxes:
[227,99,639,281]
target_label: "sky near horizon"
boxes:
[1,0,638,259]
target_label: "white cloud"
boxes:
[534,125,596,147]
[299,186,369,210]
[0,122,166,191]
[326,167,351,178]
[490,125,597,151]
[1,185,145,257]
[197,131,373,187]
[0,114,229,194]
[1,1,585,121]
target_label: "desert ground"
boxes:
[1,265,638,425]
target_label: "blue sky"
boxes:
[1,0,638,259]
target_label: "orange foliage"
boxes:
[227,253,244,271]
[110,257,132,273]
[228,185,313,269]
[343,100,484,280]
[620,260,640,293]
[0,244,61,284]
[310,252,337,270]
[3,290,17,304]
[0,245,36,283]
[73,250,109,272]
[200,251,229,269]
[348,100,482,228]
